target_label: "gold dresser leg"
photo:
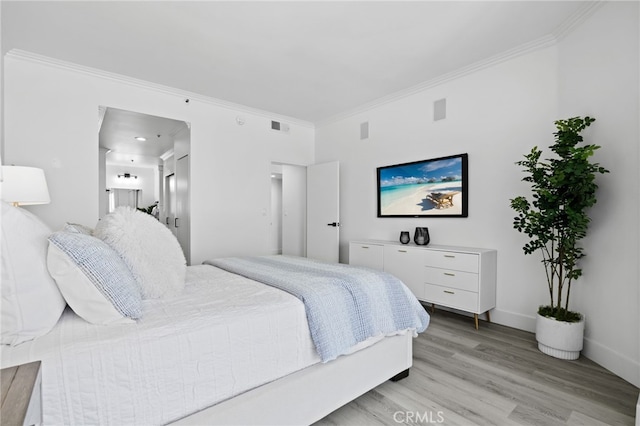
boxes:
[486,310,491,323]
[474,314,479,330]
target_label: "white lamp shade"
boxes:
[1,166,51,206]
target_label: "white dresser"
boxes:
[349,240,497,329]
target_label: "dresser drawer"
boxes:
[384,246,425,299]
[349,242,384,271]
[424,250,478,273]
[424,266,478,292]
[424,284,479,312]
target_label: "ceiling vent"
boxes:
[271,120,290,133]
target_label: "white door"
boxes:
[307,161,340,263]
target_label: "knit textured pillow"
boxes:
[48,231,142,324]
[94,207,186,299]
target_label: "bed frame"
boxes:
[170,332,413,425]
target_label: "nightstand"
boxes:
[1,361,42,425]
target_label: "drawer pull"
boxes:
[361,246,369,249]
[444,272,455,277]
[398,250,407,253]
[444,255,456,258]
[444,290,455,294]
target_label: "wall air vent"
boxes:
[360,122,369,140]
[434,98,447,121]
[271,120,290,133]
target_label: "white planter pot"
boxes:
[535,313,584,360]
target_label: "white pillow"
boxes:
[1,202,66,345]
[47,231,142,324]
[94,207,186,299]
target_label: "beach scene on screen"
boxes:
[379,157,463,216]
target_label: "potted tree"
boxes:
[510,116,608,360]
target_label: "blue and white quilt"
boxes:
[205,255,430,362]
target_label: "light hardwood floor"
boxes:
[315,309,639,426]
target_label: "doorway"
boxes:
[270,161,341,262]
[108,188,142,212]
[271,163,307,257]
[98,106,191,263]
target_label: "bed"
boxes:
[1,204,429,425]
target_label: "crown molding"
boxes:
[160,148,174,162]
[316,1,605,127]
[552,1,605,41]
[6,1,604,130]
[4,49,315,129]
[316,34,557,127]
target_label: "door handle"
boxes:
[165,217,169,225]
[175,218,179,228]
[327,222,340,227]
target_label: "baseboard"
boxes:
[494,310,640,388]
[487,308,537,333]
[425,306,536,332]
[582,337,640,389]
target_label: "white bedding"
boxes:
[0,265,321,425]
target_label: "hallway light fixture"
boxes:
[117,173,138,179]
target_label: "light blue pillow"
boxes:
[63,222,94,235]
[47,231,142,324]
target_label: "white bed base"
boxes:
[170,332,413,426]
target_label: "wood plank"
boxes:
[313,310,640,426]
[1,366,17,406]
[0,361,41,426]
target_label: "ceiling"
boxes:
[2,1,593,124]
[100,107,188,167]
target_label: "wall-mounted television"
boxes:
[377,153,468,218]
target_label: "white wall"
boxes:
[315,3,639,387]
[316,45,559,329]
[556,1,639,388]
[3,52,315,265]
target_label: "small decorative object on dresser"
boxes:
[413,227,430,245]
[349,240,496,329]
[399,231,410,244]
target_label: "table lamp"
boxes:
[1,166,51,207]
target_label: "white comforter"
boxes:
[0,265,320,425]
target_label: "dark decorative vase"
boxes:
[414,227,430,245]
[399,231,410,244]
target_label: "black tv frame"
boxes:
[376,153,468,218]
